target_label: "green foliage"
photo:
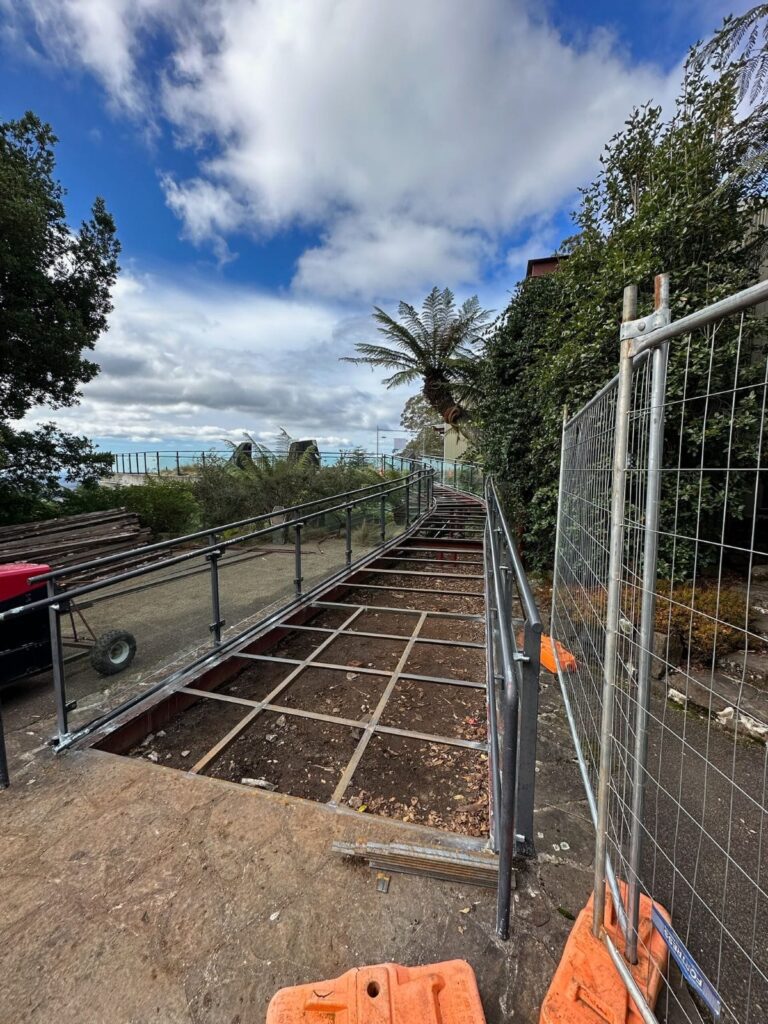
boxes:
[342,286,492,425]
[399,394,443,457]
[475,49,767,573]
[0,112,120,523]
[655,581,749,664]
[193,457,384,531]
[59,478,199,537]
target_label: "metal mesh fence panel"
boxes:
[552,286,768,1023]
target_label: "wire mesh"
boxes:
[552,296,768,1023]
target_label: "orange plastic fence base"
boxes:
[266,960,486,1024]
[540,636,577,674]
[539,884,670,1024]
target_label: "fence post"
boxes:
[156,452,160,475]
[404,479,411,527]
[379,493,386,543]
[417,474,422,517]
[625,274,671,963]
[47,580,69,742]
[207,533,224,645]
[201,451,206,469]
[345,506,353,565]
[176,451,181,475]
[593,283,637,938]
[294,522,303,597]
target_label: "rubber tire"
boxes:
[89,629,137,676]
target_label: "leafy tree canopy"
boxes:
[475,40,768,572]
[399,394,443,458]
[0,112,120,523]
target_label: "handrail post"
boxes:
[345,505,353,565]
[515,617,542,857]
[207,532,225,645]
[379,493,386,543]
[47,580,69,743]
[417,474,422,517]
[404,479,411,527]
[294,521,304,597]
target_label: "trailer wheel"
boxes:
[90,630,137,676]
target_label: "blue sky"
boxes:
[1,0,734,452]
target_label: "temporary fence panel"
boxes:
[551,274,768,1023]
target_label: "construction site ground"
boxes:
[1,668,597,1024]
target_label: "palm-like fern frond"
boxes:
[697,5,768,103]
[341,286,493,424]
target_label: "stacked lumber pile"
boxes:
[0,509,151,582]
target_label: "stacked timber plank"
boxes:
[0,509,152,582]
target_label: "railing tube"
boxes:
[345,506,353,565]
[294,522,304,597]
[207,532,224,645]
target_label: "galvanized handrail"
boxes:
[29,472,420,585]
[484,475,542,939]
[0,468,434,756]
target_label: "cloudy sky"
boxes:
[1,0,732,453]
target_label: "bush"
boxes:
[61,478,198,537]
[192,458,385,531]
[655,581,748,666]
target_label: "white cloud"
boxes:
[22,271,406,442]
[294,216,492,300]
[13,0,686,299]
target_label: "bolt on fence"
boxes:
[551,273,768,1023]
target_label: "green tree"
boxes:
[0,112,119,523]
[399,394,443,458]
[476,45,767,572]
[342,286,492,426]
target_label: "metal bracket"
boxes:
[209,619,226,633]
[512,652,530,663]
[622,307,672,356]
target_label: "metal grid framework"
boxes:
[552,275,768,1023]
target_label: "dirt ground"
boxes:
[0,695,596,1024]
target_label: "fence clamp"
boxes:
[512,652,530,664]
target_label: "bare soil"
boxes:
[404,639,484,683]
[203,710,360,800]
[336,585,484,615]
[126,696,248,770]
[277,666,388,720]
[380,680,487,739]
[345,733,489,837]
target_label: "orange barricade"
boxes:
[267,959,486,1024]
[540,636,577,674]
[540,883,670,1024]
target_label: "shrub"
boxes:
[60,478,198,537]
[654,581,748,666]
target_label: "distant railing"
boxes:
[109,447,484,494]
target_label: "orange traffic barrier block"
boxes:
[540,882,670,1024]
[540,636,577,674]
[267,959,486,1024]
